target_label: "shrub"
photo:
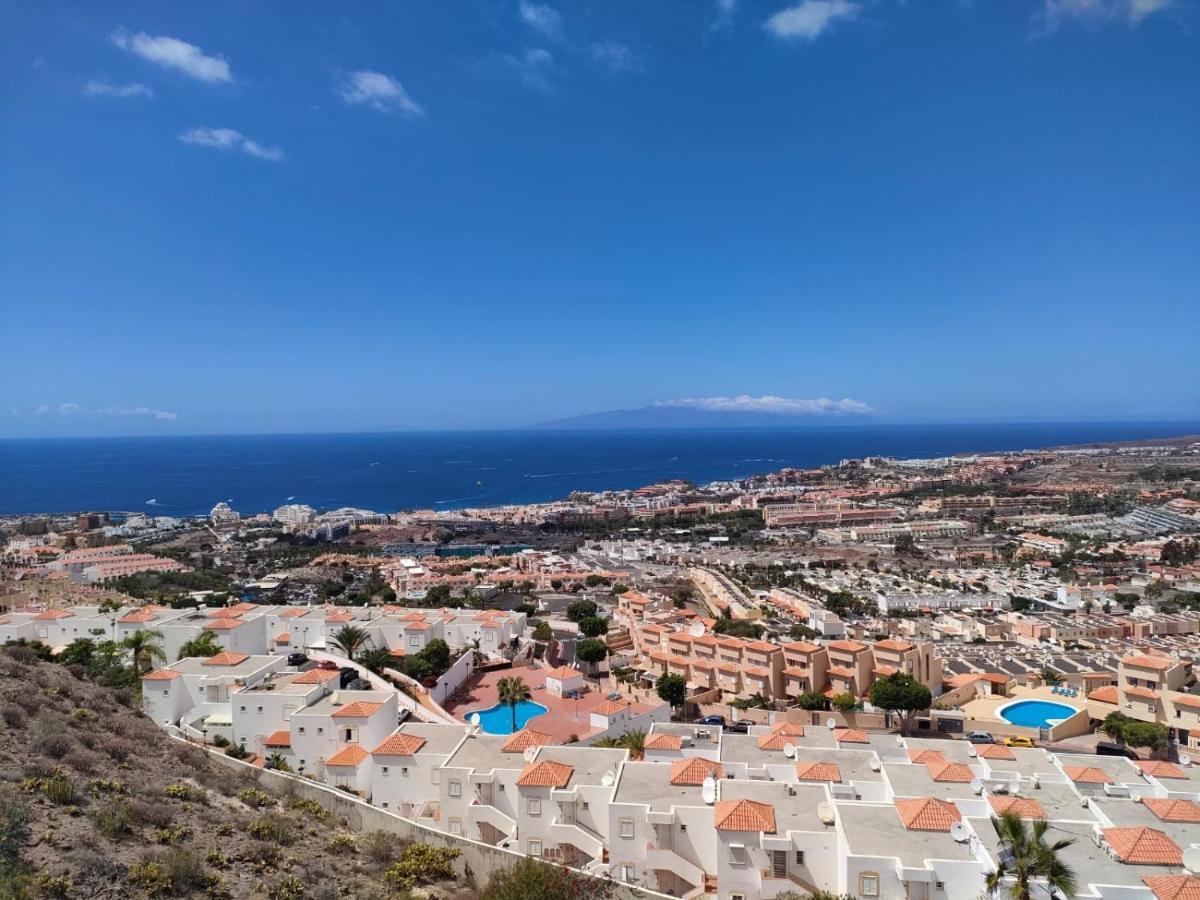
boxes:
[383,843,461,890]
[359,830,400,866]
[248,813,293,845]
[92,798,134,840]
[0,794,29,869]
[483,857,617,900]
[127,861,172,897]
[152,825,191,845]
[205,850,229,869]
[162,846,207,893]
[237,787,275,809]
[210,734,230,748]
[224,744,251,761]
[2,705,25,729]
[72,707,95,721]
[87,778,127,798]
[164,783,198,802]
[22,769,78,805]
[33,872,72,898]
[325,833,356,853]
[288,797,331,821]
[40,732,75,760]
[264,874,306,900]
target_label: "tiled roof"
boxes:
[908,749,946,765]
[501,729,555,753]
[372,732,428,756]
[1141,798,1200,823]
[1122,655,1174,671]
[827,640,867,653]
[1063,765,1112,784]
[644,734,683,751]
[928,761,975,783]
[795,762,842,782]
[976,744,1015,760]
[1143,875,1200,900]
[203,618,243,630]
[591,699,630,716]
[202,652,250,666]
[874,639,914,652]
[275,632,291,644]
[33,610,72,620]
[714,799,776,833]
[988,797,1046,819]
[332,701,383,719]
[264,730,291,748]
[293,668,340,684]
[1135,760,1188,779]
[142,668,181,681]
[1088,685,1119,704]
[834,728,869,744]
[516,760,574,788]
[1126,686,1161,701]
[1102,827,1182,865]
[895,797,961,832]
[326,744,370,767]
[545,666,583,680]
[669,757,723,786]
[1174,694,1200,710]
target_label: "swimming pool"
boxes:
[467,700,548,735]
[997,699,1078,728]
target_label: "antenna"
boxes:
[970,779,983,795]
[826,718,836,730]
[783,743,796,758]
[689,621,704,637]
[523,746,538,763]
[701,776,716,805]
[1184,847,1200,875]
[950,822,970,844]
[817,802,835,825]
[601,770,615,787]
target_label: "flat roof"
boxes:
[532,745,628,787]
[291,690,393,718]
[1093,797,1200,849]
[840,802,975,867]
[171,655,279,678]
[443,732,520,773]
[614,761,706,812]
[884,762,983,800]
[396,722,470,757]
[719,781,830,835]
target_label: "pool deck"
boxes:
[961,684,1081,723]
[444,664,604,742]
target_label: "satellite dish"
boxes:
[783,743,796,759]
[523,746,538,763]
[689,621,704,637]
[970,779,983,795]
[869,759,881,772]
[967,746,977,757]
[817,802,836,825]
[826,718,836,730]
[1009,784,1020,797]
[1180,753,1192,767]
[1184,847,1200,874]
[701,776,716,805]
[602,770,616,787]
[469,712,481,726]
[950,822,971,844]
[1129,791,1141,802]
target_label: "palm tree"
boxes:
[620,729,646,761]
[468,638,485,669]
[121,629,166,676]
[330,625,372,662]
[496,676,532,733]
[985,810,1077,900]
[593,737,622,749]
[264,753,291,772]
[177,630,221,660]
[357,648,393,675]
[1039,668,1063,687]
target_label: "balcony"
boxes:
[550,818,604,861]
[646,843,704,888]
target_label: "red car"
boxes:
[317,659,339,671]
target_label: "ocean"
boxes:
[0,423,1195,517]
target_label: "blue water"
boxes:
[0,422,1196,515]
[999,700,1079,728]
[467,700,548,735]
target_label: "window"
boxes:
[527,798,541,816]
[317,727,324,735]
[935,881,945,891]
[859,873,880,897]
[381,766,389,776]
[581,802,588,810]
[771,850,787,878]
[449,780,462,798]
[409,636,420,647]
[679,824,687,832]
[794,851,805,866]
[732,894,746,900]
[728,844,746,865]
[257,706,263,713]
[619,865,634,882]
[401,767,409,777]
[448,817,462,835]
[298,727,306,735]
[619,819,635,839]
[528,839,542,857]
[239,706,246,713]
[344,729,353,742]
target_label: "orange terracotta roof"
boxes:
[502,729,556,753]
[795,761,842,782]
[1143,875,1200,900]
[545,666,583,680]
[976,744,1016,760]
[264,730,291,748]
[1126,686,1161,701]
[202,618,242,631]
[34,610,73,620]
[1141,798,1200,823]
[591,699,630,716]
[827,640,867,653]
[928,761,975,783]
[1123,655,1174,671]
[1088,685,1119,704]
[834,728,869,744]
[1102,827,1182,865]
[1174,694,1200,710]
[142,668,181,681]
[293,668,340,684]
[1064,766,1112,784]
[895,797,961,831]
[516,759,574,788]
[404,622,432,631]
[873,665,899,676]
[202,652,250,666]
[828,666,858,678]
[669,757,723,786]
[1135,760,1188,779]
[714,799,776,833]
[644,734,683,751]
[326,744,370,767]
[771,722,806,736]
[757,731,797,751]
[908,749,946,765]
[783,641,821,653]
[874,639,914,652]
[372,732,428,756]
[332,701,383,719]
[275,632,291,644]
[989,797,1046,819]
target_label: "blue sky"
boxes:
[1,0,1197,437]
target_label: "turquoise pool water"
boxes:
[467,700,548,735]
[998,700,1078,728]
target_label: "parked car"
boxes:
[723,721,750,734]
[397,708,411,724]
[1004,736,1035,748]
[966,731,995,744]
[317,659,339,671]
[339,667,360,689]
[697,715,726,727]
[286,652,308,667]
[345,678,370,691]
[1095,741,1139,759]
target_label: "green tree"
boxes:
[330,625,372,662]
[177,630,221,660]
[620,729,646,761]
[577,616,608,638]
[1101,711,1132,743]
[796,691,827,711]
[121,628,166,676]
[532,621,553,643]
[357,648,393,675]
[483,856,616,900]
[868,672,932,736]
[1039,668,1063,687]
[574,638,609,673]
[566,600,598,622]
[497,677,532,733]
[656,673,688,716]
[832,692,857,712]
[985,810,1077,900]
[58,638,98,667]
[264,753,292,773]
[419,639,451,676]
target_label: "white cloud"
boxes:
[713,0,739,29]
[34,403,178,421]
[179,127,284,161]
[590,41,640,74]
[655,395,873,415]
[1036,0,1174,30]
[501,48,556,91]
[83,78,152,98]
[337,70,424,115]
[518,1,564,40]
[764,0,860,41]
[111,30,232,83]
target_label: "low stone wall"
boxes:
[197,741,670,900]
